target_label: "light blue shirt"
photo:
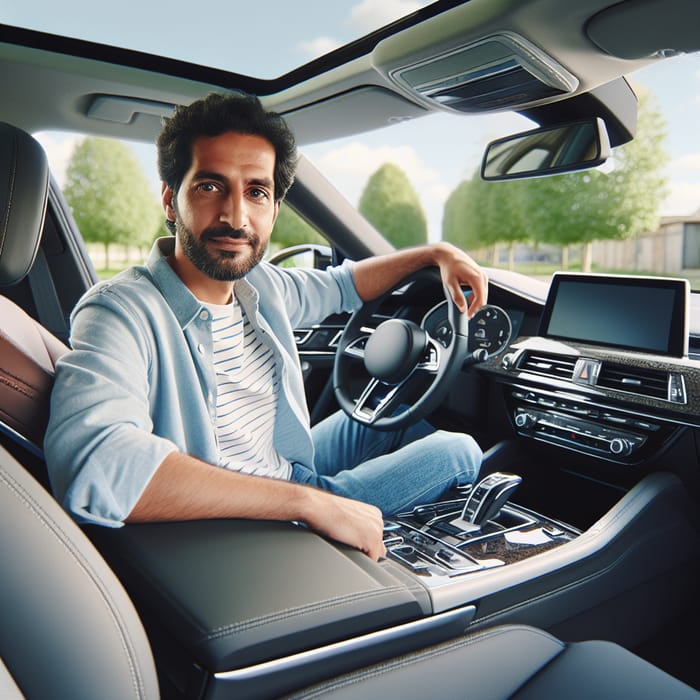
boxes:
[45,237,362,527]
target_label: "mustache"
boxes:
[201,225,257,244]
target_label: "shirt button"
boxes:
[197,343,205,354]
[199,310,209,321]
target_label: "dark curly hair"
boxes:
[157,92,298,203]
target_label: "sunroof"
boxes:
[1,0,434,80]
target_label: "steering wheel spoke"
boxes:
[342,329,373,360]
[351,377,402,424]
[416,337,441,373]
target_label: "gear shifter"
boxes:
[451,472,522,532]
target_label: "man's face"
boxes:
[163,131,279,284]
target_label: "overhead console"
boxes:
[386,33,579,113]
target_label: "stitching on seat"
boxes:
[0,371,39,398]
[201,587,410,642]
[285,625,563,699]
[0,134,17,257]
[0,466,150,699]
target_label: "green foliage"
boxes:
[358,163,427,247]
[64,138,163,264]
[442,90,669,255]
[443,179,477,249]
[271,202,326,250]
[444,173,531,251]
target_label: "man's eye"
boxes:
[196,183,218,193]
[249,187,269,200]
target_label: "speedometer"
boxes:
[423,302,513,357]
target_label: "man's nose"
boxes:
[220,192,248,228]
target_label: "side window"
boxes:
[37,132,163,280]
[271,202,328,251]
[269,203,331,269]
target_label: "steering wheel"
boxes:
[333,268,469,430]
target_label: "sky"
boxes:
[12,0,700,241]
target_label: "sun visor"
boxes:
[587,0,700,59]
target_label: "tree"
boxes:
[520,89,668,270]
[443,180,474,248]
[443,171,529,268]
[64,138,162,270]
[359,163,427,247]
[441,89,669,272]
[270,202,326,251]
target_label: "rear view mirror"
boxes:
[481,118,611,180]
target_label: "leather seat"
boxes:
[0,443,160,700]
[0,121,696,700]
[283,624,699,699]
[0,122,68,464]
[0,123,159,699]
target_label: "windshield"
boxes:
[35,51,700,290]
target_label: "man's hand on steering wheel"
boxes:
[352,241,488,317]
[430,242,489,318]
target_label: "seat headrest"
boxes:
[0,122,50,287]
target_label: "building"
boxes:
[592,209,700,274]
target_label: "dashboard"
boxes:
[293,270,700,474]
[474,274,699,473]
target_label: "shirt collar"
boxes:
[146,237,204,329]
[146,237,261,328]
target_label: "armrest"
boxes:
[89,519,427,673]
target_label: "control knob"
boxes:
[501,352,517,370]
[609,437,633,456]
[514,411,536,429]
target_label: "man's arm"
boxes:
[351,242,488,317]
[127,452,387,560]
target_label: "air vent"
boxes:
[519,351,577,380]
[596,362,670,400]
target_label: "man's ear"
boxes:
[162,183,176,222]
[272,200,280,225]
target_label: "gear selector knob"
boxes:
[458,472,522,529]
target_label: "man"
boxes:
[45,93,487,561]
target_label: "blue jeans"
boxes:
[290,410,482,515]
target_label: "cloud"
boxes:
[348,0,430,33]
[307,140,449,239]
[297,36,342,61]
[311,140,441,199]
[669,152,700,172]
[297,1,431,63]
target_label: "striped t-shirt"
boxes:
[205,297,292,480]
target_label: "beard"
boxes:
[175,217,266,281]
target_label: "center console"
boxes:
[382,472,580,612]
[385,494,578,575]
[89,465,698,700]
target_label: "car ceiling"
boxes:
[0,0,699,149]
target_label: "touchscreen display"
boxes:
[539,273,689,357]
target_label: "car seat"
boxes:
[0,122,68,470]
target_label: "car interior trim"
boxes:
[209,605,475,700]
[421,471,697,613]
